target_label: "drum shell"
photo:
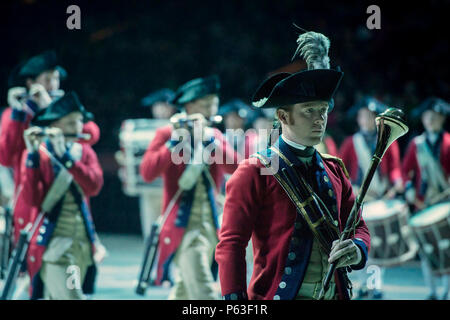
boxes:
[118,119,169,196]
[409,202,450,276]
[363,200,418,267]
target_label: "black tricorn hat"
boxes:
[32,92,93,126]
[411,97,450,118]
[346,95,388,119]
[219,98,257,125]
[9,51,67,87]
[251,31,343,111]
[219,99,253,117]
[251,69,343,111]
[140,88,175,107]
[172,75,220,106]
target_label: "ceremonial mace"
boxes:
[318,108,409,300]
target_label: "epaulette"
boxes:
[320,153,350,179]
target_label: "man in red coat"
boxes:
[339,96,403,201]
[402,97,449,300]
[140,75,238,299]
[215,31,370,300]
[20,92,103,299]
[0,51,100,243]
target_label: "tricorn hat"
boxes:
[32,91,93,126]
[251,32,343,112]
[346,95,388,119]
[172,75,220,106]
[140,88,175,107]
[8,50,67,88]
[219,98,257,125]
[411,97,450,118]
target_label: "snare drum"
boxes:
[362,199,418,266]
[118,118,169,196]
[118,118,169,237]
[409,202,450,276]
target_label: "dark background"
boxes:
[0,0,448,234]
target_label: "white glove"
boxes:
[328,239,362,268]
[29,83,52,109]
[405,186,416,204]
[178,141,205,190]
[47,127,67,158]
[7,87,27,111]
[93,241,108,264]
[23,126,44,152]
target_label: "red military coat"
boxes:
[402,131,450,203]
[140,124,238,283]
[215,152,370,300]
[20,142,103,296]
[339,134,402,185]
[0,107,100,242]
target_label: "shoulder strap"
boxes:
[251,152,338,254]
[415,134,449,191]
[319,153,350,179]
[352,133,386,196]
[38,146,74,213]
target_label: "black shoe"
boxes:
[356,288,369,299]
[427,294,438,300]
[368,289,383,300]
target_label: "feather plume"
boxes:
[292,31,330,70]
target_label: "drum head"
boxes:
[362,199,405,221]
[409,202,450,228]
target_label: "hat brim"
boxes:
[172,75,220,106]
[32,109,93,127]
[346,96,388,119]
[251,69,343,111]
[32,92,93,126]
[411,97,450,119]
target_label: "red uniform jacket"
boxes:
[402,131,450,203]
[215,151,370,300]
[323,136,338,156]
[339,133,402,185]
[140,124,238,283]
[0,107,100,242]
[20,142,103,296]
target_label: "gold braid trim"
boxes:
[251,153,332,254]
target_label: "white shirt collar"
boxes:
[281,134,307,150]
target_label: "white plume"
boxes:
[293,31,330,70]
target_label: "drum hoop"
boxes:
[409,216,450,230]
[364,206,409,224]
[369,242,419,267]
[409,202,450,228]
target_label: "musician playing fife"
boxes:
[0,51,100,243]
[140,76,238,299]
[20,92,103,299]
[215,31,370,300]
[402,97,450,300]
